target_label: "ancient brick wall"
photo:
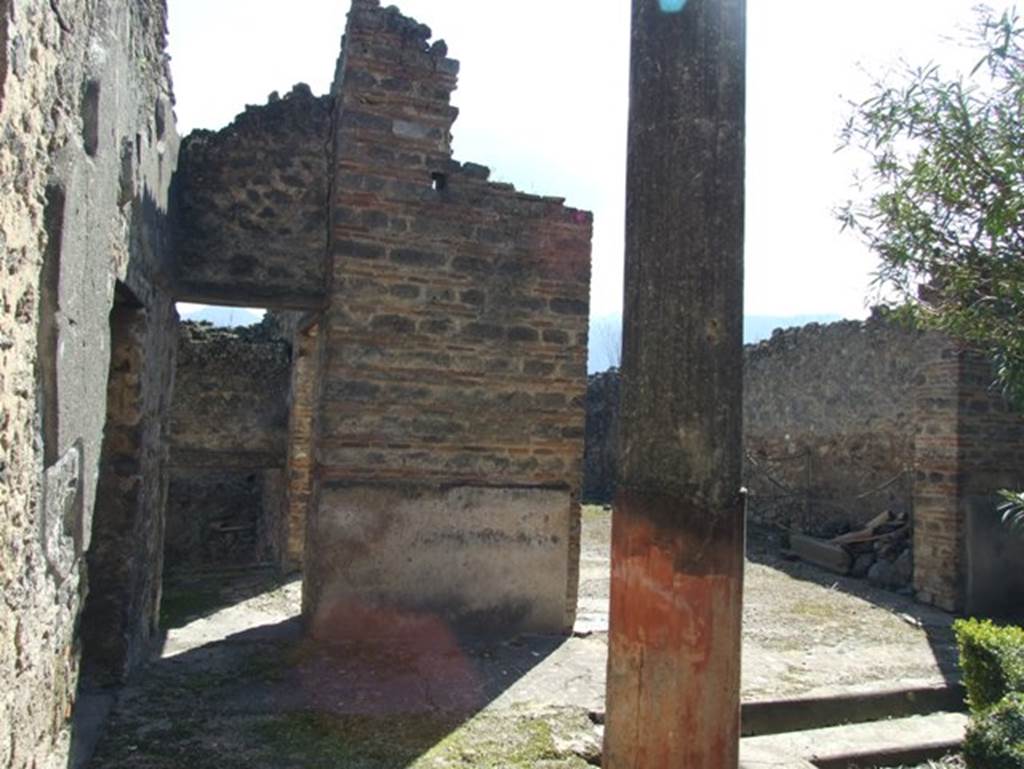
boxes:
[281,320,320,572]
[743,316,942,534]
[582,317,1024,613]
[174,85,331,309]
[303,0,592,640]
[0,0,177,764]
[165,321,291,569]
[79,287,177,685]
[913,348,1024,613]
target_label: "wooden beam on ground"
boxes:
[603,1,747,767]
[790,534,853,575]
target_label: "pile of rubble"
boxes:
[787,510,913,592]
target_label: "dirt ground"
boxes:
[84,507,958,769]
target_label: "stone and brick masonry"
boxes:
[303,1,593,640]
[742,315,942,533]
[2,0,588,762]
[168,1,593,639]
[174,85,332,310]
[165,320,292,570]
[913,347,1024,614]
[584,314,935,530]
[583,314,1024,614]
[0,0,178,764]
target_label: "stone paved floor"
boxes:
[82,507,958,768]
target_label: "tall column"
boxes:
[603,1,746,767]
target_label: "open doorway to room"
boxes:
[158,303,315,633]
[79,283,171,684]
[72,282,177,769]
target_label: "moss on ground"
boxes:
[94,706,598,769]
[253,708,595,769]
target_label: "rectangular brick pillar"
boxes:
[302,0,592,642]
[911,349,965,611]
[913,346,1024,615]
[603,0,746,767]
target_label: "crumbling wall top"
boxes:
[174,85,332,309]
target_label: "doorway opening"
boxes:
[160,304,303,630]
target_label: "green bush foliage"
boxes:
[963,692,1024,769]
[954,618,1024,713]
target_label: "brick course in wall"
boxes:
[303,0,592,640]
[79,287,177,684]
[281,320,320,572]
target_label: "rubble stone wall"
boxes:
[583,317,938,528]
[165,322,291,569]
[743,317,942,533]
[0,0,177,764]
[174,86,332,309]
[304,0,592,640]
[583,370,620,503]
[582,317,1024,614]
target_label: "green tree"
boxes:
[838,5,1024,533]
[838,5,1024,408]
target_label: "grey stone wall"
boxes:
[165,321,292,569]
[583,316,943,532]
[743,315,941,533]
[0,0,177,765]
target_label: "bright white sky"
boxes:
[168,0,1010,321]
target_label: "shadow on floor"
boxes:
[78,572,575,769]
[158,565,295,630]
[747,524,960,688]
[69,567,297,769]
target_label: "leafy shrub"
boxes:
[999,490,1024,536]
[954,618,1024,713]
[963,692,1024,769]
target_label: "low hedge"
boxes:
[963,691,1024,769]
[954,618,1024,713]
